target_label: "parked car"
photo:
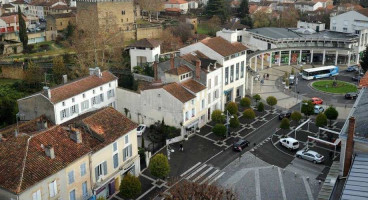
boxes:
[345,92,358,99]
[233,139,250,151]
[136,124,146,136]
[347,65,358,72]
[296,149,325,164]
[352,76,362,81]
[289,75,295,85]
[314,105,325,114]
[279,110,292,120]
[311,97,323,105]
[279,137,299,150]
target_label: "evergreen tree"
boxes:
[205,0,228,22]
[18,6,28,49]
[360,45,368,73]
[238,0,249,18]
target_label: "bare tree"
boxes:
[165,180,237,200]
[159,28,183,53]
[137,0,163,21]
[171,22,193,43]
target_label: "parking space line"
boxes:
[193,166,214,182]
[255,169,261,200]
[200,169,219,184]
[278,168,287,200]
[180,162,201,177]
[302,176,314,200]
[186,164,207,180]
[209,172,225,185]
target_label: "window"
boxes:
[121,10,125,15]
[121,19,124,22]
[81,100,89,111]
[125,134,129,144]
[113,142,118,152]
[332,26,336,31]
[107,89,115,99]
[192,108,195,117]
[215,76,218,86]
[186,73,189,78]
[70,104,79,115]
[100,86,103,91]
[95,161,107,181]
[113,153,119,168]
[62,102,65,106]
[32,190,41,200]
[241,61,244,78]
[60,108,69,120]
[185,111,189,121]
[69,189,76,200]
[208,79,211,89]
[68,170,74,184]
[123,144,132,161]
[236,63,239,80]
[201,99,205,110]
[225,56,229,61]
[49,180,58,197]
[230,65,234,83]
[208,93,211,104]
[99,94,104,102]
[82,182,88,198]
[80,163,86,177]
[109,83,111,87]
[191,100,194,105]
[225,67,229,85]
[343,27,347,32]
[72,98,75,103]
[91,96,97,105]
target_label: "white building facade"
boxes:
[128,38,161,71]
[164,0,189,14]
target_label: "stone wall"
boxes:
[0,64,26,79]
[137,26,162,40]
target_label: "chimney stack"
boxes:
[195,60,201,80]
[70,129,82,144]
[170,53,175,69]
[43,86,51,99]
[344,117,355,176]
[45,145,55,159]
[62,74,68,84]
[37,120,48,130]
[89,67,102,78]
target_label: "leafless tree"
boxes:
[137,0,164,21]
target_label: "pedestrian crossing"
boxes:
[182,162,225,185]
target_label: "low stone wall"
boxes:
[0,64,25,79]
[137,26,162,40]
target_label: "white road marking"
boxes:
[193,166,214,182]
[186,164,207,180]
[302,176,314,200]
[209,172,225,185]
[180,162,201,177]
[200,169,219,184]
[278,168,288,200]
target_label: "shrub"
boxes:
[253,94,261,103]
[301,100,314,118]
[225,102,238,115]
[290,111,302,123]
[291,68,295,75]
[325,106,339,126]
[149,153,170,179]
[212,123,226,137]
[316,113,328,127]
[266,96,277,109]
[280,118,290,129]
[230,115,240,128]
[119,173,142,199]
[257,102,264,112]
[39,44,50,51]
[240,97,251,108]
[211,109,224,123]
[243,108,255,120]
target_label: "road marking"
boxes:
[278,168,288,200]
[200,169,219,184]
[140,173,155,182]
[195,133,216,142]
[192,166,214,182]
[180,162,201,177]
[255,169,261,200]
[186,164,207,180]
[302,176,314,200]
[209,172,225,185]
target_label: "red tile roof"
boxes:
[201,37,248,57]
[46,71,116,104]
[163,82,195,103]
[165,65,192,75]
[165,8,181,12]
[0,14,27,24]
[180,79,206,93]
[0,125,90,194]
[359,71,368,88]
[167,0,188,4]
[128,38,161,48]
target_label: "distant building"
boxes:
[17,68,118,125]
[46,12,76,40]
[297,20,325,32]
[164,0,189,14]
[295,1,323,12]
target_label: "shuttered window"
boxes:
[49,180,57,197]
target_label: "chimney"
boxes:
[153,61,159,82]
[14,129,18,137]
[70,130,82,144]
[343,117,355,176]
[195,60,201,80]
[43,86,51,99]
[170,53,175,69]
[45,145,55,159]
[214,62,217,69]
[89,67,102,78]
[62,74,68,84]
[37,120,48,130]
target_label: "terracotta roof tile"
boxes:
[165,65,192,75]
[357,8,368,17]
[201,37,247,57]
[0,14,27,24]
[167,0,188,4]
[165,7,181,12]
[180,79,206,93]
[128,38,161,48]
[163,82,195,103]
[359,71,368,88]
[47,71,116,103]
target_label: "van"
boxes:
[279,137,299,150]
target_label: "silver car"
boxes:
[296,150,324,164]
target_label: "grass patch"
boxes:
[197,24,211,35]
[0,79,20,86]
[312,80,357,94]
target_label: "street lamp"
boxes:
[224,110,234,138]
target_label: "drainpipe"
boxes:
[88,152,94,197]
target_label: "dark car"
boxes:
[352,76,362,81]
[233,139,250,151]
[347,65,358,72]
[279,110,292,120]
[345,92,358,99]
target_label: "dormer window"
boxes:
[62,102,65,106]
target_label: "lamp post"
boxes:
[225,110,234,138]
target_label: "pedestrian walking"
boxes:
[180,143,184,151]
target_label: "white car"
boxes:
[137,124,146,136]
[279,137,299,150]
[296,149,325,164]
[314,105,324,114]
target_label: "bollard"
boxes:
[306,177,309,181]
[294,172,297,177]
[319,180,321,184]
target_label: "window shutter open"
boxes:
[95,166,99,181]
[49,182,54,197]
[103,161,107,175]
[123,149,126,161]
[129,145,132,157]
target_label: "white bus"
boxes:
[301,66,339,80]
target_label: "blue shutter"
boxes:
[95,166,99,181]
[69,190,76,200]
[103,161,107,175]
[123,148,127,161]
[129,145,132,157]
[113,153,119,168]
[82,182,88,197]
